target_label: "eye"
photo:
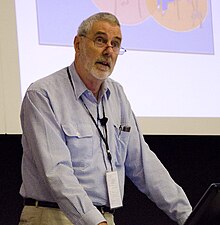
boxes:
[95,36,107,45]
[111,40,121,48]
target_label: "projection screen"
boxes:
[1,0,220,135]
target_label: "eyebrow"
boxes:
[94,31,122,42]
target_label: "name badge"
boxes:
[106,171,123,209]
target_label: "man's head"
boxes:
[74,12,122,86]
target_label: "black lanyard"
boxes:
[67,67,113,171]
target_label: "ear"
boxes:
[74,36,80,53]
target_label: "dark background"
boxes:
[1,134,220,225]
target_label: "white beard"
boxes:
[90,66,111,81]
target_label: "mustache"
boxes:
[96,58,112,67]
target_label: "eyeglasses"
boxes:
[81,35,127,55]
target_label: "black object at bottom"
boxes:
[184,183,220,225]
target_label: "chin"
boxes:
[92,70,111,81]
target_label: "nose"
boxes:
[103,45,114,56]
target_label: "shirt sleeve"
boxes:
[21,89,106,225]
[124,112,192,224]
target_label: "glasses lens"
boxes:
[85,35,126,55]
[94,37,106,48]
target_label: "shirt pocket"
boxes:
[113,125,131,166]
[61,123,93,169]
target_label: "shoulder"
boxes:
[106,77,125,96]
[27,67,69,94]
[106,77,131,109]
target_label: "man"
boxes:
[19,12,192,225]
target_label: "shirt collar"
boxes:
[68,63,111,101]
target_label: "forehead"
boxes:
[89,21,122,39]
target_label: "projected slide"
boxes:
[36,0,214,54]
[15,0,220,121]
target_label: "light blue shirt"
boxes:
[20,63,192,225]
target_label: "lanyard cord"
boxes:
[67,67,113,171]
[80,97,113,171]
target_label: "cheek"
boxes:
[112,56,118,67]
[80,49,93,67]
[82,47,98,64]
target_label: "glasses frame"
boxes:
[81,35,126,55]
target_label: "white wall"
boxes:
[1,0,220,135]
[0,0,21,134]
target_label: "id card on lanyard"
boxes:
[106,171,123,209]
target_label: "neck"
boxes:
[83,78,102,99]
[92,89,99,99]
[74,61,103,99]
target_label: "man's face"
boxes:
[75,21,122,82]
